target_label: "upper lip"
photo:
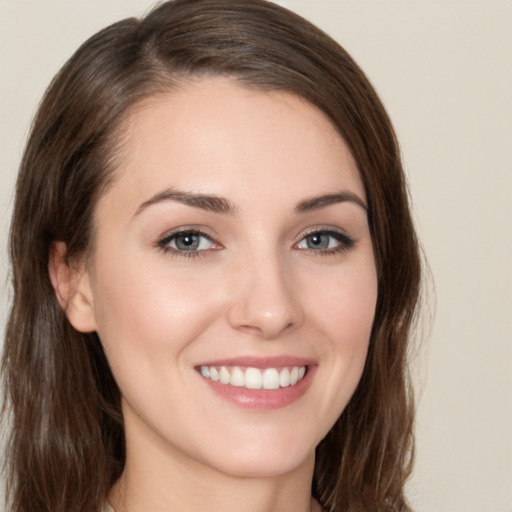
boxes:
[195,355,316,369]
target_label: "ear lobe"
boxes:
[48,241,98,333]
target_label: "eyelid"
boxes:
[294,226,356,253]
[156,226,223,257]
[154,225,355,259]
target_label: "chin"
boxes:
[206,449,315,479]
[190,426,319,479]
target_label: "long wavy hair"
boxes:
[1,1,422,511]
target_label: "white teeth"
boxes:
[230,367,245,387]
[219,366,230,384]
[245,367,263,389]
[199,365,307,390]
[209,367,219,381]
[279,367,291,387]
[262,368,280,390]
[290,367,299,386]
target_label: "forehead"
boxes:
[101,77,364,214]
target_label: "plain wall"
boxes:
[1,1,511,511]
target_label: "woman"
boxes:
[1,1,421,511]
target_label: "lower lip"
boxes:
[199,367,316,410]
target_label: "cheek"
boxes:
[309,254,378,343]
[306,257,377,419]
[336,261,377,364]
[90,254,225,372]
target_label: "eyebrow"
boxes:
[294,191,367,213]
[134,188,367,217]
[135,188,238,216]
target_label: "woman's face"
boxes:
[77,78,377,478]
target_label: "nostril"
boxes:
[225,266,304,339]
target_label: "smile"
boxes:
[199,365,307,390]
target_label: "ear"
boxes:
[48,241,98,333]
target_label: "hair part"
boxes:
[2,1,422,511]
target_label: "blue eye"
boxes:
[158,230,217,254]
[296,230,354,253]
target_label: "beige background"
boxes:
[1,1,511,511]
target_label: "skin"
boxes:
[52,78,378,512]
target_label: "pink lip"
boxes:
[196,356,317,410]
[196,355,316,369]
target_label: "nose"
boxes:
[226,253,304,340]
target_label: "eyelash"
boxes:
[156,228,355,259]
[295,228,355,256]
[157,229,218,259]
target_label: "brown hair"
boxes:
[2,1,421,511]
